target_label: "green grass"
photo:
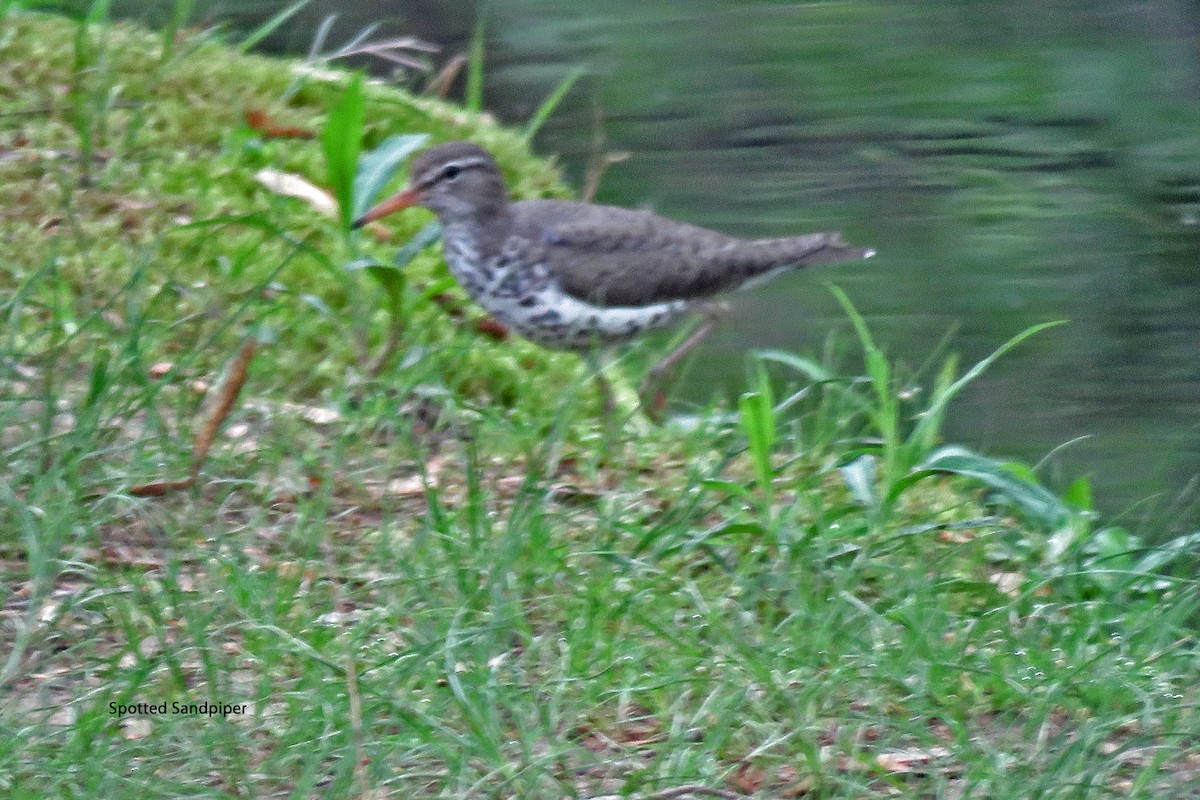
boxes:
[2,9,1199,799]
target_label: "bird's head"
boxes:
[353,141,508,228]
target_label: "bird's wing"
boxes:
[511,200,744,308]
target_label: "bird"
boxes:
[354,140,873,419]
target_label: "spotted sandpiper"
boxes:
[354,141,873,418]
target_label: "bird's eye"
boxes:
[442,165,462,181]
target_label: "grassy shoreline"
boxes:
[2,10,1198,798]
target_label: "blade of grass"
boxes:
[902,319,1066,471]
[522,66,583,143]
[306,13,337,62]
[910,353,957,457]
[160,0,196,62]
[739,362,776,500]
[466,14,485,111]
[237,0,312,54]
[829,284,898,468]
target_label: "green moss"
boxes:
[0,11,577,412]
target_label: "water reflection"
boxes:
[475,1,1200,529]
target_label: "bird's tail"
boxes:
[728,232,874,292]
[773,231,874,266]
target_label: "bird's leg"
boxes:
[639,302,729,423]
[583,349,617,420]
[583,349,629,456]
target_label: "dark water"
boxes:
[511,5,1200,534]
[70,0,1200,530]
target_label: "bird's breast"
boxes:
[440,233,686,350]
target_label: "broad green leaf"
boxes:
[739,389,776,493]
[1130,531,1200,576]
[919,445,1070,528]
[321,74,365,230]
[1063,476,1093,511]
[353,133,429,218]
[345,257,406,317]
[840,454,877,508]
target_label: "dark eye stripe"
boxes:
[416,157,490,189]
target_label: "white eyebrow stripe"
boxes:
[447,157,491,171]
[418,157,492,187]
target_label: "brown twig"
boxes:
[582,151,630,203]
[191,337,257,478]
[128,478,195,497]
[127,337,257,497]
[581,98,630,202]
[425,53,467,98]
[243,109,315,139]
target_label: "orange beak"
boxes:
[352,186,421,229]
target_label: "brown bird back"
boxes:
[511,199,870,308]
